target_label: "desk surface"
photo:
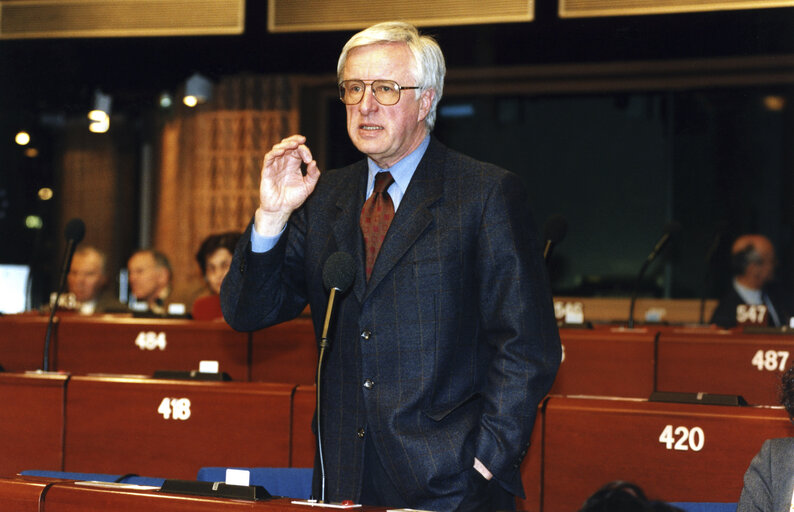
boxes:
[552,327,657,398]
[55,316,250,381]
[63,376,295,478]
[2,477,389,512]
[656,328,794,405]
[0,372,68,477]
[542,395,794,511]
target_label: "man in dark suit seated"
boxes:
[221,21,561,512]
[710,234,792,328]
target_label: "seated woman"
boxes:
[191,232,241,321]
[737,365,794,511]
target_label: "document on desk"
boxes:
[74,481,160,490]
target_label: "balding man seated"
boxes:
[127,249,173,316]
[710,234,792,328]
[67,246,127,314]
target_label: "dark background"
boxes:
[1,0,793,301]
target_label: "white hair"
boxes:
[337,21,446,130]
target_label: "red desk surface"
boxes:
[251,318,317,384]
[542,395,794,511]
[63,376,295,478]
[0,372,67,477]
[55,317,250,381]
[0,477,49,512]
[291,385,316,468]
[0,315,55,372]
[656,329,794,405]
[551,327,657,398]
[4,478,389,512]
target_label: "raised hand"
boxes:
[255,134,321,236]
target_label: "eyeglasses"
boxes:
[338,80,420,106]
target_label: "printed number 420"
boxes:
[659,425,704,451]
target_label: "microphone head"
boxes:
[544,214,568,244]
[322,252,355,293]
[64,218,86,244]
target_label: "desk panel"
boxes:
[0,372,67,476]
[31,481,389,511]
[251,318,316,384]
[0,477,48,511]
[656,329,794,405]
[55,317,249,380]
[542,396,794,511]
[0,315,55,372]
[550,327,657,398]
[290,385,316,468]
[63,377,294,478]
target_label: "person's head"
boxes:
[336,21,446,168]
[195,232,240,295]
[67,246,108,303]
[127,249,171,304]
[781,365,794,421]
[730,234,776,290]
[579,481,684,512]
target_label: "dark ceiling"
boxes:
[2,1,794,122]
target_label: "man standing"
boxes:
[222,22,560,511]
[711,234,792,328]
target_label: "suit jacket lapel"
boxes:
[365,139,445,298]
[331,161,369,303]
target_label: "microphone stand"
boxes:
[316,287,338,503]
[42,237,78,371]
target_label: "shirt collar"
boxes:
[366,135,430,210]
[733,278,763,305]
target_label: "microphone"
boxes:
[699,221,729,324]
[42,218,85,371]
[316,251,354,503]
[628,221,681,329]
[543,214,568,262]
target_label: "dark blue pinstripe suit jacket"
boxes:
[221,137,561,511]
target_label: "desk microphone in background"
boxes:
[316,251,354,503]
[699,221,729,324]
[543,214,568,262]
[42,217,85,371]
[628,221,681,329]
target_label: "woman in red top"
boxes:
[191,232,241,320]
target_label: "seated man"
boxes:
[710,234,792,328]
[67,246,127,314]
[127,249,173,315]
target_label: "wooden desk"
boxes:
[63,376,295,478]
[541,395,794,511]
[55,317,250,381]
[290,385,316,468]
[656,328,794,405]
[3,477,389,512]
[0,477,49,511]
[0,372,67,477]
[550,327,657,398]
[250,318,317,384]
[0,315,55,372]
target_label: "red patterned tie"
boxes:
[360,171,395,280]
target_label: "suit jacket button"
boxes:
[360,330,371,340]
[363,379,374,389]
[357,428,365,439]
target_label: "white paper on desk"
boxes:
[291,500,362,508]
[225,469,250,486]
[74,481,160,490]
